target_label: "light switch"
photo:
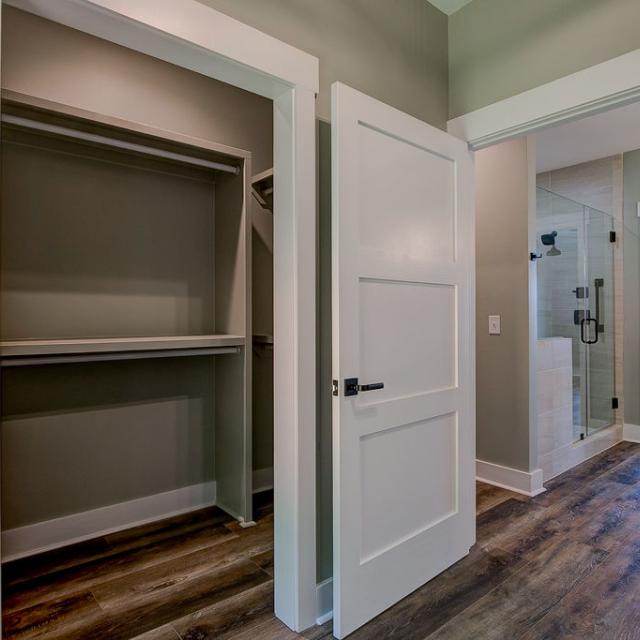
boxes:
[488,315,501,335]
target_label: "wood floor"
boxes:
[5,441,640,639]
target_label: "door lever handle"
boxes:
[359,382,384,392]
[344,378,384,397]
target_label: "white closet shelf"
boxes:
[0,334,245,364]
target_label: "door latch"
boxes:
[344,377,384,397]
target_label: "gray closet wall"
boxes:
[1,6,273,529]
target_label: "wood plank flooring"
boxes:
[4,442,640,639]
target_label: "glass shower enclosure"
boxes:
[536,187,616,441]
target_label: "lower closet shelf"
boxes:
[0,334,245,366]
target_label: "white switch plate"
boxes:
[488,315,501,335]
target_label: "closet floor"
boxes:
[2,492,276,640]
[4,442,640,639]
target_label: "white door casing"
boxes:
[331,82,475,638]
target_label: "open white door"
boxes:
[331,82,475,638]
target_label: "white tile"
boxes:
[536,339,554,371]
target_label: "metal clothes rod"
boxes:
[1,114,240,175]
[0,346,239,367]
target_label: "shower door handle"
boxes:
[594,278,604,333]
[580,318,599,345]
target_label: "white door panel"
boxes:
[332,82,475,638]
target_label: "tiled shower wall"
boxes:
[537,156,624,426]
[623,149,640,427]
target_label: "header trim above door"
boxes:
[447,48,640,149]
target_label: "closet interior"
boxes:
[0,6,277,637]
[0,87,269,536]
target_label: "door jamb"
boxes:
[2,0,320,632]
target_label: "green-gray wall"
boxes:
[475,138,534,472]
[449,0,640,117]
[197,0,449,128]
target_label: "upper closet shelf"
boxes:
[251,168,274,212]
[0,335,245,366]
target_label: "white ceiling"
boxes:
[427,0,474,15]
[535,101,640,173]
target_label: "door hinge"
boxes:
[610,231,617,243]
[332,380,339,396]
[612,397,619,410]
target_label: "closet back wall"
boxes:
[0,6,273,531]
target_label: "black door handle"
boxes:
[580,317,598,345]
[594,278,604,333]
[344,378,385,396]
[359,382,385,392]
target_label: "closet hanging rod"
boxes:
[1,114,240,175]
[0,346,240,367]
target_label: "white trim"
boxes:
[5,0,319,99]
[0,0,319,631]
[447,49,640,149]
[1,481,216,563]
[539,424,623,482]
[316,578,333,625]
[252,467,274,494]
[476,459,545,497]
[623,423,640,443]
[273,86,318,629]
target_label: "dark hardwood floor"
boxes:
[4,442,640,639]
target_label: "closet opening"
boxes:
[0,7,278,636]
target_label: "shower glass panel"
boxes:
[585,206,615,435]
[536,187,615,442]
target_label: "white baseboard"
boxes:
[252,466,274,493]
[539,424,623,482]
[476,459,545,497]
[316,578,333,625]
[624,423,640,443]
[2,481,217,562]
[2,467,276,562]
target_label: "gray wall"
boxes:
[197,0,449,128]
[1,6,273,529]
[475,138,533,472]
[624,150,640,426]
[449,0,640,117]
